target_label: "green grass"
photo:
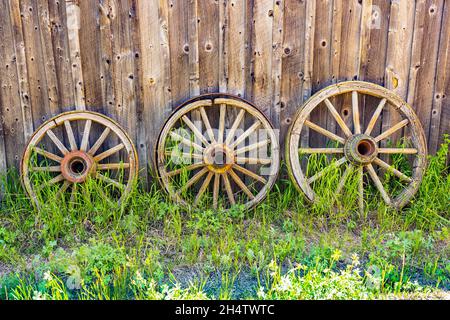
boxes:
[0,137,448,300]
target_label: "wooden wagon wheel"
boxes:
[286,81,427,212]
[21,111,138,208]
[155,94,280,210]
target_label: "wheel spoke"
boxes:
[233,164,267,184]
[235,157,271,165]
[335,164,353,196]
[88,127,111,156]
[164,150,203,160]
[56,180,71,199]
[378,148,417,154]
[93,143,125,162]
[365,98,387,135]
[299,147,344,154]
[372,157,412,183]
[307,157,347,184]
[235,139,269,156]
[228,169,255,199]
[199,107,216,143]
[36,174,65,192]
[324,98,353,137]
[96,173,125,190]
[358,166,364,214]
[366,163,391,205]
[64,120,78,151]
[374,119,408,142]
[229,121,261,149]
[181,115,209,146]
[31,165,61,172]
[213,173,220,209]
[97,163,131,170]
[225,109,245,145]
[222,172,235,205]
[46,129,69,155]
[218,104,226,144]
[304,120,346,144]
[352,91,361,134]
[34,147,63,163]
[169,131,204,153]
[194,171,213,205]
[166,163,205,177]
[80,120,92,152]
[70,182,77,203]
[176,167,209,195]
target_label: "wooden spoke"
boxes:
[166,163,205,177]
[307,157,347,184]
[373,157,412,183]
[222,172,235,205]
[365,98,387,135]
[46,129,69,155]
[324,98,353,137]
[97,163,131,170]
[304,120,346,144]
[233,164,267,184]
[56,180,71,198]
[93,143,125,162]
[335,164,353,196]
[36,174,65,192]
[199,107,216,143]
[218,104,226,143]
[88,127,111,156]
[352,91,361,134]
[235,157,271,165]
[169,131,204,153]
[70,182,78,203]
[34,147,63,163]
[176,167,209,195]
[374,119,409,142]
[194,171,213,205]
[235,139,269,155]
[213,173,220,209]
[229,121,261,149]
[80,120,92,152]
[378,148,417,154]
[299,148,344,154]
[31,165,61,172]
[228,169,255,199]
[181,115,209,146]
[358,166,364,214]
[64,120,78,151]
[225,109,245,145]
[366,164,391,205]
[164,150,204,160]
[96,173,125,190]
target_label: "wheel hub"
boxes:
[60,150,96,183]
[344,134,378,164]
[203,144,234,173]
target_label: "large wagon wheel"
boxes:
[21,111,138,208]
[286,81,427,212]
[155,94,280,210]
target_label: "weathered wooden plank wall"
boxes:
[0,0,449,174]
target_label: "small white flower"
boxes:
[257,286,266,299]
[43,271,53,282]
[33,291,46,300]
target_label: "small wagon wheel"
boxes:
[155,94,280,210]
[286,81,427,212]
[21,111,138,208]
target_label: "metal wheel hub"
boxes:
[203,144,234,174]
[344,134,378,165]
[60,150,96,183]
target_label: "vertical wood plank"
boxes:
[270,0,284,130]
[431,0,450,154]
[407,0,444,141]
